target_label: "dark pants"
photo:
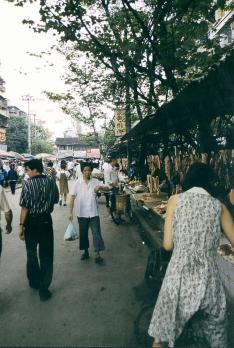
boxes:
[9,181,16,194]
[78,216,105,252]
[24,213,53,290]
[104,193,110,207]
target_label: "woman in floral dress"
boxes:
[148,163,234,348]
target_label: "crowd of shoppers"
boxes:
[0,156,234,348]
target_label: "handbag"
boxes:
[144,248,172,289]
[64,222,79,241]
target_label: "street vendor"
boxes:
[105,159,128,224]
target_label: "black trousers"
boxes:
[24,213,54,290]
[9,181,16,194]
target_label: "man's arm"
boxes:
[94,185,110,193]
[53,181,59,204]
[5,209,13,234]
[1,189,12,234]
[19,207,28,241]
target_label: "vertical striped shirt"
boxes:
[20,175,59,215]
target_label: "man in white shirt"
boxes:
[69,162,110,264]
[67,160,74,178]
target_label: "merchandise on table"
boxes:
[217,244,234,263]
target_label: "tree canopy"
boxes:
[10,0,234,154]
[6,116,28,153]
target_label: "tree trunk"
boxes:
[125,82,132,170]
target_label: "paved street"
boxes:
[0,181,149,347]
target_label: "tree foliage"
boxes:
[10,0,234,153]
[13,0,232,108]
[6,116,28,153]
[31,139,54,155]
[31,124,54,155]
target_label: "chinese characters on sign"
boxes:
[114,108,126,137]
[86,148,101,158]
[0,128,6,143]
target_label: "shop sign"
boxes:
[73,150,87,158]
[86,148,101,158]
[114,108,126,137]
[58,150,74,156]
[0,128,6,143]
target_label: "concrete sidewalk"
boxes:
[0,186,149,347]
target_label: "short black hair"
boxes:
[47,161,53,167]
[182,163,215,195]
[81,162,93,172]
[24,159,43,174]
[61,162,67,170]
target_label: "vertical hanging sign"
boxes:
[114,108,126,137]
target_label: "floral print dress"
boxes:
[148,187,227,348]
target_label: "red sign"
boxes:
[86,148,100,158]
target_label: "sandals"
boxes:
[95,256,104,264]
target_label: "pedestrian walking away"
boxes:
[7,163,19,194]
[0,160,8,187]
[69,162,110,264]
[19,159,59,302]
[0,186,13,257]
[45,161,57,181]
[57,162,69,206]
[148,163,234,348]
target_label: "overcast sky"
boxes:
[0,1,75,139]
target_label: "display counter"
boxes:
[128,190,167,249]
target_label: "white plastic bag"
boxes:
[64,222,79,241]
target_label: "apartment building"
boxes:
[7,105,27,119]
[210,7,234,45]
[0,77,8,150]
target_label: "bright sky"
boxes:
[0,1,75,139]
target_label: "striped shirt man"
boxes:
[20,175,59,215]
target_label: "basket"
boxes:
[115,194,130,214]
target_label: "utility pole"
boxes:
[30,113,37,140]
[22,94,34,154]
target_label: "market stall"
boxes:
[116,50,234,300]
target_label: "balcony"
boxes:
[0,108,8,118]
[0,85,6,93]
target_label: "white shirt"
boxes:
[0,186,10,220]
[70,177,104,217]
[75,164,82,179]
[3,165,10,173]
[67,161,74,170]
[102,162,110,172]
[57,169,70,179]
[104,166,119,187]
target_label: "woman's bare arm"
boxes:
[221,204,234,247]
[163,195,178,251]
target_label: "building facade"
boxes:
[55,137,89,154]
[7,105,27,119]
[0,77,8,150]
[210,8,234,45]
